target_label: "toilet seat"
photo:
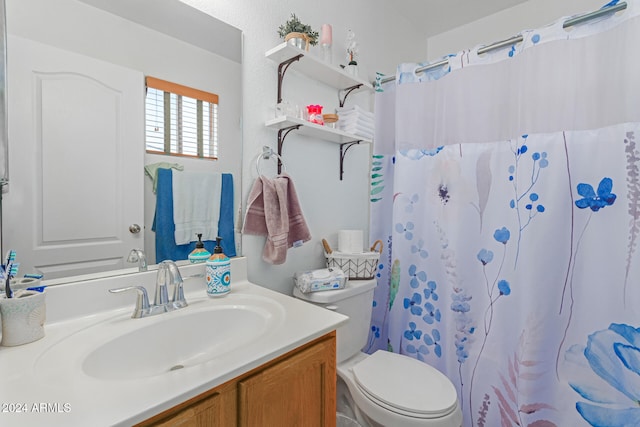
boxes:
[351,351,458,419]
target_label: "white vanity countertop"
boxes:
[0,258,347,426]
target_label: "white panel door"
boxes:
[4,35,144,279]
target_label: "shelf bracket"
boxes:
[277,54,303,104]
[339,141,362,180]
[277,125,301,174]
[338,84,363,108]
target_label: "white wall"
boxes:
[181,0,427,294]
[427,0,608,58]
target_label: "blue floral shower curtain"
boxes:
[368,2,640,426]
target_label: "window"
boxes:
[145,77,219,159]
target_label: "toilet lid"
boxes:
[352,350,458,418]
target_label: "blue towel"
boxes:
[218,173,237,257]
[153,169,236,262]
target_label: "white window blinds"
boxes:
[145,77,218,159]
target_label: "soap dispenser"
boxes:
[206,237,230,297]
[188,233,211,264]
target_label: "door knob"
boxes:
[129,224,141,234]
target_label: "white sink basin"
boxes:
[83,305,273,379]
[34,293,285,381]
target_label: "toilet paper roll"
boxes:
[338,230,364,253]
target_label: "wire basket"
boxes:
[322,239,383,280]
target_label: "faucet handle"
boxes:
[109,286,151,318]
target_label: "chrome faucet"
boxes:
[164,261,187,309]
[109,260,187,318]
[127,249,148,272]
[155,260,187,311]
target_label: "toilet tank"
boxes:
[293,279,376,363]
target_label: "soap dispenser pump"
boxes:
[188,233,211,264]
[206,237,230,297]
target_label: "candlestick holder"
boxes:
[321,43,332,64]
[320,24,333,64]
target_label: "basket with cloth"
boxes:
[321,239,383,280]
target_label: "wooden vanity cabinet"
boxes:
[136,331,337,427]
[146,380,237,427]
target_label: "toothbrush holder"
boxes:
[0,290,46,346]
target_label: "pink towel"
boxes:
[243,173,311,264]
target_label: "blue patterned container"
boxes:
[206,237,230,297]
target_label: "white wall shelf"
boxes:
[266,116,372,145]
[265,42,374,180]
[265,42,373,98]
[265,116,371,180]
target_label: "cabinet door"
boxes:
[238,335,337,427]
[139,381,236,427]
[238,336,336,427]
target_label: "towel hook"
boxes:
[256,146,286,176]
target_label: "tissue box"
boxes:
[294,268,347,293]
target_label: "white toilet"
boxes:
[294,278,463,427]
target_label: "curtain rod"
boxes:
[378,1,627,85]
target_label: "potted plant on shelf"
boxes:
[277,13,319,51]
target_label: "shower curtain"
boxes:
[368,1,640,426]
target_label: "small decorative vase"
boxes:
[285,32,309,51]
[345,64,358,77]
